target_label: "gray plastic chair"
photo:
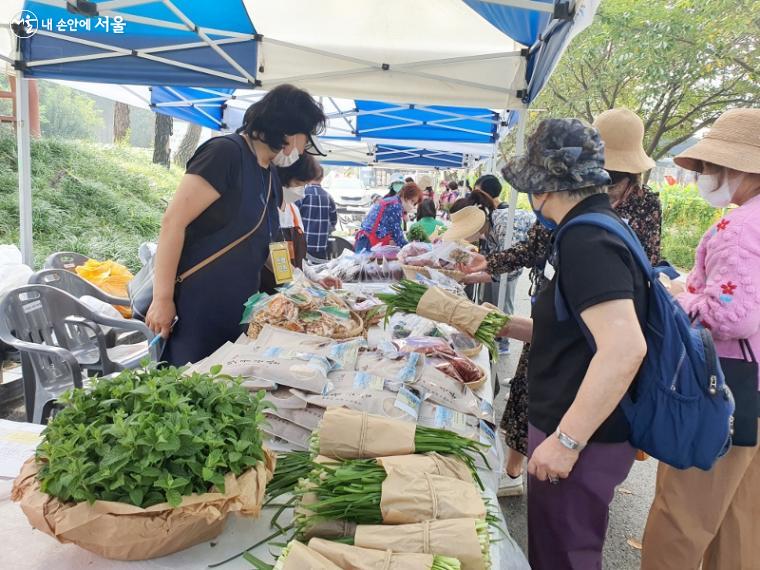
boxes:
[329,236,355,259]
[29,269,139,347]
[0,285,157,423]
[43,251,90,272]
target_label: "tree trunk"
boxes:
[173,123,202,169]
[113,102,130,144]
[152,113,173,168]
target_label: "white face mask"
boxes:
[272,147,300,168]
[283,185,306,204]
[698,172,740,208]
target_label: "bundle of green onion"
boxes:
[377,280,509,360]
[266,452,313,501]
[338,519,493,570]
[309,425,489,489]
[245,539,463,570]
[293,460,499,538]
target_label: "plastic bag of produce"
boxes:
[75,258,133,317]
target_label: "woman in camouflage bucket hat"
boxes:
[489,118,649,569]
[502,118,611,195]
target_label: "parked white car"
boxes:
[327,177,371,207]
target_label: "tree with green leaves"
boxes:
[38,82,104,141]
[503,0,759,161]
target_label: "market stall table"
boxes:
[0,312,528,568]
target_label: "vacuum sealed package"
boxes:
[355,349,422,383]
[411,364,492,421]
[262,415,313,451]
[252,325,364,370]
[292,385,422,423]
[265,404,325,431]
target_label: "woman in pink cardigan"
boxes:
[642,108,760,570]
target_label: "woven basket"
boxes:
[331,311,365,340]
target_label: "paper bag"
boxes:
[308,538,436,570]
[354,519,485,570]
[281,540,343,569]
[376,453,473,483]
[416,287,494,336]
[11,452,274,561]
[380,471,486,524]
[318,408,416,459]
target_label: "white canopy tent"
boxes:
[0,0,601,308]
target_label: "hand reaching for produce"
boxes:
[146,298,177,338]
[457,252,488,274]
[462,272,492,285]
[319,276,343,289]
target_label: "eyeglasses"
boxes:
[304,133,326,157]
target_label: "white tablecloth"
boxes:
[0,325,530,569]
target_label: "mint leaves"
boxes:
[36,365,270,508]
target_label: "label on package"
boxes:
[394,386,422,419]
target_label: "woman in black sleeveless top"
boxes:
[145,85,325,366]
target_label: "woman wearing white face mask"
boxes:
[145,84,326,365]
[260,154,340,293]
[642,108,760,570]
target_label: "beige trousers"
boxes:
[641,425,760,570]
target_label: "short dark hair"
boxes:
[237,84,326,151]
[448,197,470,214]
[464,189,495,225]
[399,183,423,203]
[416,199,437,220]
[404,177,414,184]
[313,164,324,182]
[278,154,321,187]
[447,180,459,191]
[475,174,502,199]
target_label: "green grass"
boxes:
[0,128,183,270]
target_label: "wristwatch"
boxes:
[556,428,586,452]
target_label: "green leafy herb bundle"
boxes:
[36,365,270,508]
[377,279,509,360]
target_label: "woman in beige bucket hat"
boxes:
[641,108,760,570]
[593,108,661,264]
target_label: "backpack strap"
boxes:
[552,212,654,351]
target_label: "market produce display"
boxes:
[11,365,275,560]
[308,250,404,283]
[245,281,364,340]
[307,538,463,570]
[310,408,489,484]
[294,459,485,531]
[379,280,509,360]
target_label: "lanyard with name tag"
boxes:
[269,242,293,285]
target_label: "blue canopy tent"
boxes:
[0,0,601,265]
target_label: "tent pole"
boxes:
[496,109,528,313]
[16,67,33,267]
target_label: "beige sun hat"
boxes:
[674,108,760,174]
[417,174,433,189]
[593,108,656,174]
[441,206,486,242]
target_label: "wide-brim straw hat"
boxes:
[417,174,433,189]
[441,206,486,242]
[593,108,656,173]
[674,108,760,174]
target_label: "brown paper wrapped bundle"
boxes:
[416,287,493,337]
[11,452,275,561]
[276,540,343,569]
[317,407,416,459]
[308,538,441,570]
[380,471,486,524]
[354,519,487,570]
